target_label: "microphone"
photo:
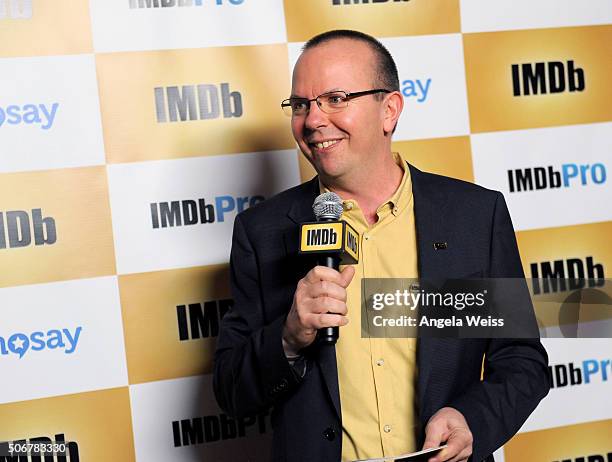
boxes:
[298,192,359,345]
[313,192,344,271]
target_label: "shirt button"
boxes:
[363,233,370,240]
[384,425,392,433]
[376,359,384,366]
[344,201,354,210]
[393,207,399,215]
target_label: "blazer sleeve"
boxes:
[213,213,303,418]
[449,192,551,461]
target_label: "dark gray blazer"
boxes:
[214,164,550,462]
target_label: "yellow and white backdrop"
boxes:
[1,1,611,461]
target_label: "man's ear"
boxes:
[382,91,404,135]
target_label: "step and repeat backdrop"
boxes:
[1,0,611,461]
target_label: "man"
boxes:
[214,30,549,462]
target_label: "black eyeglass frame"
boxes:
[280,88,392,115]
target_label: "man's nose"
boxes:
[304,100,328,130]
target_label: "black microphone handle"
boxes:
[317,254,342,345]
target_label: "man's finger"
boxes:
[428,441,459,462]
[339,265,355,288]
[422,430,443,451]
[315,312,349,328]
[429,429,471,462]
[309,296,347,316]
[308,280,347,302]
[304,265,345,285]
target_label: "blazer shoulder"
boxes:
[237,177,317,226]
[410,164,502,204]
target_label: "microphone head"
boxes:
[313,192,343,221]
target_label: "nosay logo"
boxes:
[0,326,82,359]
[0,0,32,19]
[508,163,606,193]
[401,78,432,103]
[0,102,59,130]
[511,60,585,96]
[150,195,264,229]
[129,0,243,8]
[154,83,242,123]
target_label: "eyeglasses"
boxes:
[281,89,391,117]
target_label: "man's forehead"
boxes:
[298,38,373,63]
[292,39,376,92]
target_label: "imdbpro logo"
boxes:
[548,358,611,389]
[507,163,606,193]
[0,326,82,359]
[172,410,269,447]
[129,0,243,8]
[0,0,32,19]
[150,194,264,229]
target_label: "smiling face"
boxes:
[291,39,393,185]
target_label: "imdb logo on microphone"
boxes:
[96,44,294,164]
[504,420,612,462]
[119,264,230,384]
[463,25,612,133]
[0,167,116,288]
[283,0,459,42]
[0,0,92,57]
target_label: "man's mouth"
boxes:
[309,139,341,150]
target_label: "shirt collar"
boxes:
[318,151,413,217]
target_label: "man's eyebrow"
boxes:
[289,88,344,98]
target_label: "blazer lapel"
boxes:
[409,164,452,423]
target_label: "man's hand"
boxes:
[282,265,355,355]
[423,407,473,462]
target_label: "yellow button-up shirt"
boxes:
[322,151,419,461]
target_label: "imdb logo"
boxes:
[120,265,230,383]
[0,208,56,250]
[0,0,32,19]
[154,82,243,123]
[0,0,92,57]
[284,0,459,41]
[176,298,232,341]
[512,60,585,97]
[0,388,136,461]
[505,420,612,462]
[332,0,409,4]
[464,25,612,132]
[96,45,293,163]
[0,167,116,288]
